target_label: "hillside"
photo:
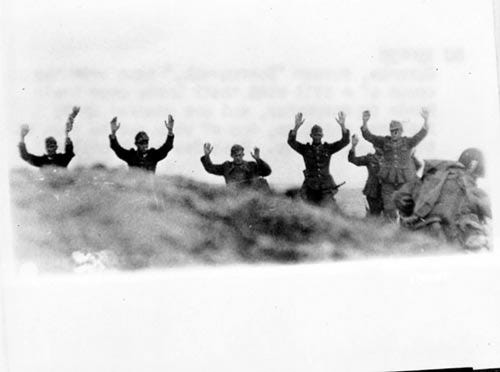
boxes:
[9,167,462,272]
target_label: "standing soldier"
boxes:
[200,143,272,190]
[361,108,429,220]
[347,134,383,216]
[18,106,79,168]
[287,111,350,208]
[109,115,175,173]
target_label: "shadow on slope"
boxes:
[9,167,461,272]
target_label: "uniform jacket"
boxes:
[109,134,174,173]
[200,155,271,188]
[288,128,350,191]
[361,126,427,185]
[19,138,74,168]
[347,149,380,198]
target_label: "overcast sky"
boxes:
[2,0,499,190]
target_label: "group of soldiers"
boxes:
[18,106,490,250]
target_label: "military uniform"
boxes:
[361,126,427,219]
[288,128,350,206]
[19,138,74,168]
[109,133,174,173]
[393,160,491,249]
[347,149,382,216]
[200,155,272,189]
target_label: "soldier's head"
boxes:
[230,144,245,165]
[310,125,323,144]
[135,131,149,153]
[458,148,485,178]
[45,137,58,156]
[389,121,403,140]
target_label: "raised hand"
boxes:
[251,147,260,160]
[20,124,30,140]
[362,110,371,127]
[203,142,213,156]
[420,108,429,130]
[351,134,359,147]
[336,111,346,129]
[165,114,174,133]
[294,112,305,131]
[65,106,80,134]
[110,117,121,135]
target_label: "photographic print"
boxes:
[1,0,499,371]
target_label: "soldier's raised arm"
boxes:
[348,134,369,166]
[154,114,175,160]
[326,111,350,154]
[408,108,429,148]
[251,147,272,177]
[65,106,80,138]
[63,106,79,157]
[18,124,44,166]
[360,110,385,148]
[108,117,130,161]
[287,112,307,154]
[200,143,225,175]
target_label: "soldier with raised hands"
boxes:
[200,143,272,190]
[287,111,350,207]
[360,108,429,220]
[348,134,383,216]
[108,114,175,173]
[18,106,79,168]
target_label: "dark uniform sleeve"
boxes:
[200,155,226,176]
[326,128,350,154]
[152,134,174,161]
[254,158,272,177]
[348,148,369,166]
[361,126,386,148]
[407,127,428,148]
[18,142,45,167]
[109,135,132,162]
[60,137,75,166]
[287,130,307,154]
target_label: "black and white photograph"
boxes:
[1,0,500,371]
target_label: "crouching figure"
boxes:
[393,148,491,250]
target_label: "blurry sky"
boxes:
[2,0,499,189]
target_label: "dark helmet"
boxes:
[45,136,57,146]
[134,131,149,144]
[458,148,485,177]
[389,120,403,131]
[230,144,244,156]
[310,125,323,135]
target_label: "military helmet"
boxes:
[45,136,57,146]
[389,121,403,131]
[135,131,149,144]
[230,144,244,156]
[458,148,485,177]
[310,125,323,135]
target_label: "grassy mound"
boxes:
[9,167,461,272]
